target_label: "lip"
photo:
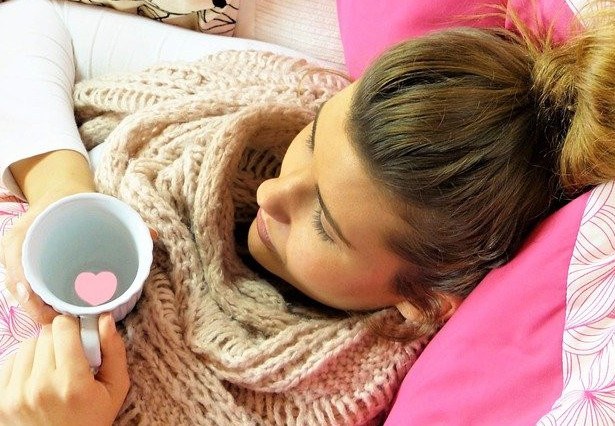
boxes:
[256,208,276,253]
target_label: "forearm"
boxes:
[0,0,90,198]
[10,150,96,206]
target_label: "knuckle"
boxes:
[18,336,38,354]
[4,279,16,295]
[27,382,54,407]
[0,396,20,417]
[59,380,89,405]
[38,323,53,338]
[52,314,76,331]
[0,234,17,261]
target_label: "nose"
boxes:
[256,168,311,224]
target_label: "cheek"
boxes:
[284,234,358,297]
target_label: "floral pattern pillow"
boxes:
[69,0,241,35]
[0,0,242,36]
[0,192,40,366]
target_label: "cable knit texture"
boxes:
[73,50,421,425]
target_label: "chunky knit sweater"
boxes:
[73,50,422,425]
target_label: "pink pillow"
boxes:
[337,0,576,78]
[384,191,590,425]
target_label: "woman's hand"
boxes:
[0,314,130,426]
[0,150,97,324]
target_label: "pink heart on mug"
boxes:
[74,271,118,306]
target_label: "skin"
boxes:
[0,314,130,426]
[0,150,129,425]
[1,150,97,324]
[248,83,409,311]
[0,83,458,424]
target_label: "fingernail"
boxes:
[105,312,117,332]
[15,281,30,304]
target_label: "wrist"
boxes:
[10,149,96,206]
[28,184,97,212]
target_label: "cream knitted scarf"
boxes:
[73,50,421,425]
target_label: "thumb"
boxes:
[96,313,130,401]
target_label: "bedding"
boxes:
[337,0,578,78]
[0,0,346,71]
[0,191,39,366]
[0,0,242,35]
[3,172,615,425]
[2,0,614,424]
[385,183,615,425]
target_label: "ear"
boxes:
[395,300,421,320]
[438,293,462,321]
[396,293,462,321]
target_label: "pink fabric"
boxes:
[0,190,40,366]
[337,0,576,78]
[505,0,578,43]
[385,192,590,425]
[538,182,615,425]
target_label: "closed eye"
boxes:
[312,208,334,243]
[306,121,316,151]
[306,103,334,243]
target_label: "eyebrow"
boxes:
[309,102,325,150]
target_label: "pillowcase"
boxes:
[384,191,591,425]
[60,0,347,71]
[65,0,241,35]
[250,0,346,71]
[337,0,577,78]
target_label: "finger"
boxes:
[16,287,58,325]
[7,337,38,388]
[96,313,130,400]
[30,324,56,378]
[1,212,57,325]
[0,352,17,387]
[51,315,91,376]
[1,228,26,299]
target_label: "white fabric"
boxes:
[0,0,318,199]
[253,0,346,71]
[564,0,591,13]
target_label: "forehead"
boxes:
[315,84,403,249]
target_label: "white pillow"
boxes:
[247,0,347,71]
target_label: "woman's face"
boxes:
[247,83,407,311]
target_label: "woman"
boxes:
[0,0,608,424]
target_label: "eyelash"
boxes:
[306,122,316,151]
[312,208,334,243]
[306,118,332,242]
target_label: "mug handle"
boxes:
[79,315,101,373]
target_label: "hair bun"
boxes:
[533,4,615,193]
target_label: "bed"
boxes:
[1,0,614,424]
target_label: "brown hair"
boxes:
[349,27,568,339]
[534,3,615,193]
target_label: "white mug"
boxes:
[22,193,153,371]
